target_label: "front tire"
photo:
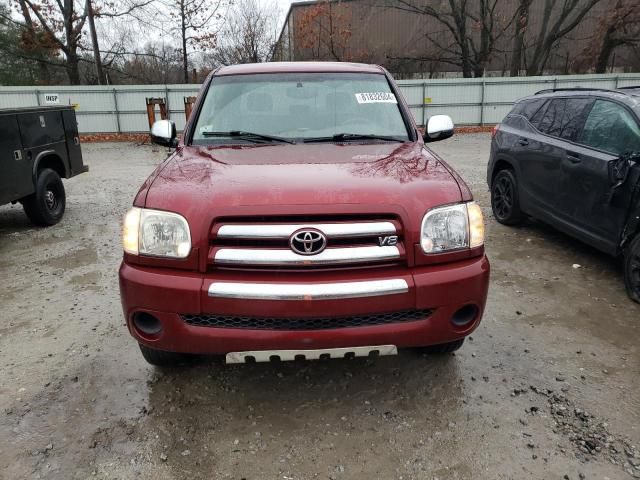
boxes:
[491,169,524,226]
[22,168,66,226]
[139,344,192,367]
[624,234,640,303]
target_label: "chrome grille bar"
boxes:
[214,245,401,266]
[208,279,409,300]
[216,222,396,239]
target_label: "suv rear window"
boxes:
[512,98,546,121]
[532,97,592,140]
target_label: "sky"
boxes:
[272,0,297,32]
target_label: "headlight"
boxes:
[420,202,484,253]
[123,207,191,258]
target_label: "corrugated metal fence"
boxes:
[1,73,638,134]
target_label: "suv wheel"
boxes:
[139,344,192,367]
[22,168,66,226]
[417,338,465,354]
[491,169,524,225]
[624,234,640,303]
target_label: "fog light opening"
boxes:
[451,304,479,327]
[133,312,163,336]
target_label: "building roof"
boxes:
[215,62,385,76]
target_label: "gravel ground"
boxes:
[0,135,639,480]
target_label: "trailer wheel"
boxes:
[22,168,66,226]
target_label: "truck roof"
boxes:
[0,105,75,115]
[215,62,385,76]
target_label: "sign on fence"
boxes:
[44,93,60,105]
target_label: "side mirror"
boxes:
[424,115,454,143]
[150,120,178,147]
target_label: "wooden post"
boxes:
[145,97,167,129]
[184,96,197,120]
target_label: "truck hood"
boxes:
[141,142,465,240]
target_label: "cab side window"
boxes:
[578,100,640,155]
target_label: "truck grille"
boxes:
[181,309,431,330]
[209,215,404,269]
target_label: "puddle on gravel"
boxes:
[68,271,102,288]
[46,246,98,269]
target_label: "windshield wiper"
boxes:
[201,130,295,144]
[304,133,406,143]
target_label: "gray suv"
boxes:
[487,87,640,302]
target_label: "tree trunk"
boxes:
[453,14,473,78]
[595,26,619,73]
[86,0,105,84]
[181,0,189,83]
[66,53,81,84]
[510,0,531,76]
[17,0,49,83]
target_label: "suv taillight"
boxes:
[491,124,500,138]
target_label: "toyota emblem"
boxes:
[290,229,327,255]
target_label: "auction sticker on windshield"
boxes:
[355,92,397,104]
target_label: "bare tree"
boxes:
[85,0,105,83]
[509,0,532,76]
[16,0,88,84]
[84,0,159,84]
[296,0,354,61]
[164,0,226,83]
[209,0,279,65]
[592,0,639,73]
[523,0,604,76]
[386,0,514,78]
[14,0,156,84]
[119,42,185,84]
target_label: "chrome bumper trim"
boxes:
[226,345,398,363]
[216,221,396,239]
[214,245,401,266]
[208,279,409,300]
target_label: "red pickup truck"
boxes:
[119,62,490,366]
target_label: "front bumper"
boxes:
[119,255,490,355]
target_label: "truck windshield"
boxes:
[191,72,410,144]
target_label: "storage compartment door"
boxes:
[61,109,85,175]
[0,114,32,203]
[18,110,65,149]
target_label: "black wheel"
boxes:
[624,234,640,304]
[491,169,524,225]
[22,168,66,226]
[139,344,192,367]
[417,338,465,354]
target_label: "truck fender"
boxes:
[32,150,68,182]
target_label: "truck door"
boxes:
[565,99,640,253]
[61,109,84,175]
[0,113,31,204]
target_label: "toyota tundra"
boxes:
[119,62,490,366]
